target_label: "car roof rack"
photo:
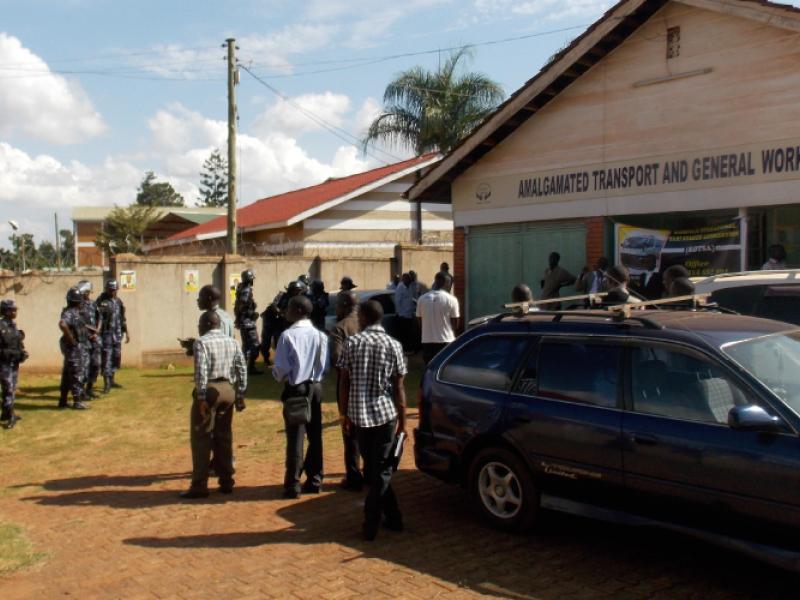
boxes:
[606,293,711,319]
[504,293,607,315]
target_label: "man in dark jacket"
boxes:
[329,290,362,490]
[1,299,28,428]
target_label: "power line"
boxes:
[240,64,403,165]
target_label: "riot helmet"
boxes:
[66,287,83,305]
[298,274,310,286]
[105,279,119,291]
[0,299,17,316]
[76,280,93,295]
[286,280,306,296]
[241,269,255,284]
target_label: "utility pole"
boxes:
[225,38,238,255]
[55,213,62,270]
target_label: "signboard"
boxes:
[119,270,136,291]
[616,221,742,279]
[457,138,800,211]
[184,269,199,294]
[229,274,241,305]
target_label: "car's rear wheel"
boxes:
[468,447,538,531]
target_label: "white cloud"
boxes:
[354,97,382,137]
[473,0,613,20]
[252,92,351,136]
[128,24,339,79]
[0,32,105,145]
[0,142,140,246]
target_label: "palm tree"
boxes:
[364,47,504,155]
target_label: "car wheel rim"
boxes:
[478,461,522,520]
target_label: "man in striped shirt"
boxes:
[181,311,247,499]
[338,300,407,541]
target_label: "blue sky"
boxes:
[0,0,666,245]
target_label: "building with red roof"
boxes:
[144,153,449,257]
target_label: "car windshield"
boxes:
[722,331,800,414]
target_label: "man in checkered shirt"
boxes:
[338,300,407,541]
[181,311,247,499]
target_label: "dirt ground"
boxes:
[1,366,798,599]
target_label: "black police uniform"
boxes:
[1,302,27,427]
[234,280,260,371]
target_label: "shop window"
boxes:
[667,27,681,59]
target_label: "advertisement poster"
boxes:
[184,269,200,294]
[119,270,136,291]
[229,274,241,305]
[616,221,742,279]
[616,225,670,275]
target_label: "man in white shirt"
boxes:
[416,272,461,366]
[272,296,329,498]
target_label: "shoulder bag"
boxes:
[282,332,323,426]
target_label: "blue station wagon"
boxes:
[414,308,800,569]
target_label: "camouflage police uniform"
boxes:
[97,282,127,392]
[59,289,89,409]
[77,281,102,398]
[1,299,27,428]
[234,270,261,374]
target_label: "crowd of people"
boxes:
[0,278,129,430]
[184,267,457,541]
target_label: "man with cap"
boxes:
[1,299,28,428]
[181,310,248,499]
[77,280,102,399]
[234,269,261,375]
[264,280,308,363]
[340,276,357,292]
[59,287,90,410]
[97,279,129,393]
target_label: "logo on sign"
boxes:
[475,182,492,204]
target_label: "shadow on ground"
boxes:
[110,469,800,599]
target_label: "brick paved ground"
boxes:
[2,371,800,598]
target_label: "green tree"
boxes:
[95,205,158,256]
[58,229,75,268]
[363,47,504,155]
[135,171,185,207]
[198,149,228,207]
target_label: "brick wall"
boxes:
[585,217,606,267]
[453,227,466,316]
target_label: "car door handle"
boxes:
[627,433,658,446]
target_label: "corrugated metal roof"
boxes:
[168,153,440,243]
[71,206,226,223]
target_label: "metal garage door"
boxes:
[466,221,586,320]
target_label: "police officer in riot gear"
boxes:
[1,299,28,428]
[234,269,261,375]
[261,279,307,366]
[97,279,129,393]
[59,288,90,410]
[77,280,102,399]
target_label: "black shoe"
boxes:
[179,489,209,499]
[301,482,321,494]
[58,401,69,409]
[110,382,122,389]
[340,478,363,492]
[282,488,300,499]
[4,415,20,429]
[362,522,379,541]
[102,379,111,394]
[72,401,90,410]
[248,368,264,375]
[383,517,404,532]
[0,407,9,421]
[219,485,234,494]
[85,388,99,399]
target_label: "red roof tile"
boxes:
[169,153,439,242]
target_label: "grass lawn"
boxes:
[2,356,423,487]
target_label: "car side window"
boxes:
[536,342,621,408]
[711,285,763,315]
[754,285,800,325]
[512,345,539,397]
[439,336,530,392]
[630,345,748,424]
